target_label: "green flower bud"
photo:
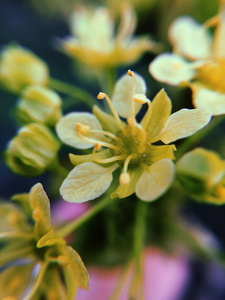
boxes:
[0,45,49,93]
[176,148,225,204]
[5,123,60,176]
[17,86,62,126]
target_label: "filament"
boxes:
[97,92,124,130]
[119,153,137,185]
[128,70,136,119]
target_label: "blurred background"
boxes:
[0,0,225,299]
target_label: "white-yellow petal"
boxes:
[169,17,212,60]
[136,159,175,202]
[193,88,225,116]
[111,72,147,118]
[213,5,225,59]
[60,162,117,203]
[158,108,212,144]
[56,112,102,149]
[149,53,196,85]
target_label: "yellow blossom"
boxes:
[56,71,212,203]
[59,4,157,68]
[5,123,60,176]
[176,148,225,204]
[16,86,62,126]
[149,0,225,115]
[0,45,49,93]
[0,183,89,300]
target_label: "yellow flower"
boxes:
[56,71,212,203]
[5,123,60,176]
[176,148,225,204]
[0,183,89,300]
[0,45,49,93]
[149,1,225,115]
[60,4,157,68]
[16,86,62,126]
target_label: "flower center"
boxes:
[112,125,151,168]
[196,59,225,92]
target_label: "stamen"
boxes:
[76,129,120,150]
[89,129,119,140]
[119,153,137,185]
[133,95,152,129]
[93,144,125,164]
[76,123,90,134]
[97,92,124,130]
[128,69,136,119]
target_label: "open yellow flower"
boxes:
[56,71,212,203]
[149,0,225,115]
[60,4,156,68]
[0,183,89,300]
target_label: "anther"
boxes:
[97,92,105,100]
[94,143,102,151]
[128,70,134,77]
[119,172,130,185]
[76,123,90,134]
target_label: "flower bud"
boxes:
[176,148,225,204]
[0,45,49,93]
[5,123,60,176]
[17,86,62,126]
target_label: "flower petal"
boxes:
[60,162,117,203]
[169,17,212,60]
[136,159,175,202]
[144,89,172,142]
[69,149,112,166]
[144,145,176,165]
[191,85,225,116]
[213,5,225,59]
[112,72,147,118]
[149,53,196,85]
[56,112,102,149]
[116,3,136,41]
[158,108,212,144]
[111,167,144,199]
[30,183,51,237]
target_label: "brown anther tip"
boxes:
[94,143,101,151]
[127,70,134,77]
[97,92,105,100]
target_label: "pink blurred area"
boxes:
[76,247,189,300]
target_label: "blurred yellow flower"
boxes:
[0,183,89,300]
[60,4,157,68]
[17,86,62,126]
[149,1,225,115]
[0,45,49,93]
[56,71,211,203]
[5,123,60,176]
[176,148,225,204]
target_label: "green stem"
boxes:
[176,115,225,160]
[48,78,97,109]
[56,195,118,238]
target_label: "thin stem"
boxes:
[48,78,97,109]
[56,195,118,238]
[176,115,225,160]
[129,200,148,299]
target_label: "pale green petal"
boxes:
[149,53,196,85]
[158,108,212,144]
[213,5,225,59]
[60,162,118,203]
[62,245,89,291]
[144,144,176,165]
[144,89,172,142]
[56,112,103,149]
[93,105,121,133]
[116,3,136,41]
[0,262,35,299]
[111,72,146,118]
[69,149,112,166]
[169,17,212,60]
[192,85,225,116]
[136,159,175,202]
[30,183,51,237]
[111,167,144,199]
